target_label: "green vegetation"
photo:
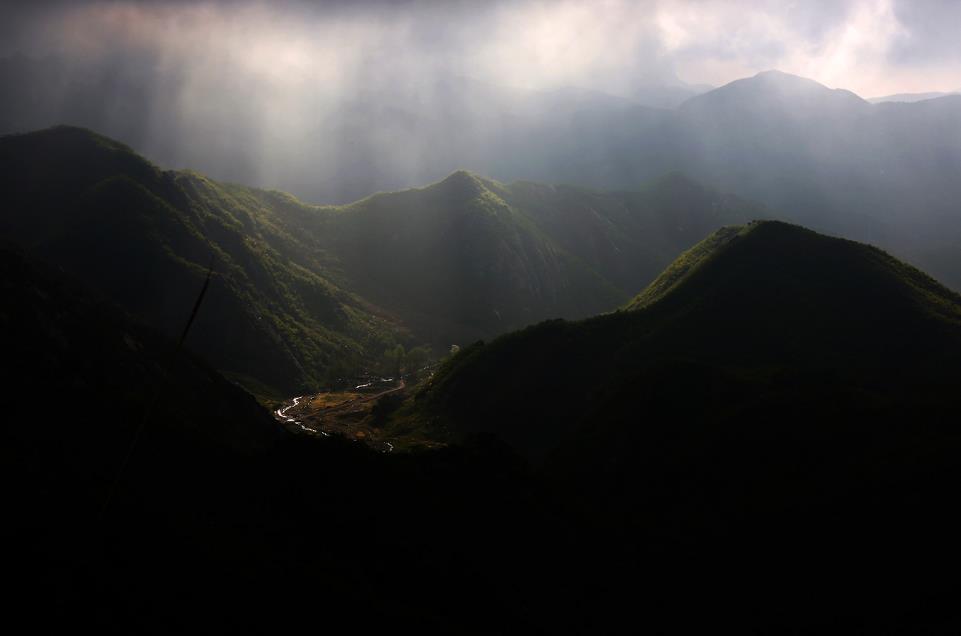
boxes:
[412,221,961,463]
[0,126,403,395]
[388,223,961,630]
[0,126,762,395]
[625,223,746,309]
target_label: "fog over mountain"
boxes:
[2,0,959,202]
[2,8,959,291]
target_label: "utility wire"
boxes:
[98,258,216,521]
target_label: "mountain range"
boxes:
[3,60,958,289]
[416,220,961,462]
[0,126,762,395]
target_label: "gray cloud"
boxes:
[2,0,959,95]
[0,0,958,203]
[891,0,961,65]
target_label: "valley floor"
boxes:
[273,378,442,452]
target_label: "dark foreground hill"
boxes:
[409,221,961,627]
[1,245,571,632]
[0,126,760,394]
[419,221,961,460]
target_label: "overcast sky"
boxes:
[1,0,959,99]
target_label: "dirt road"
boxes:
[273,379,407,449]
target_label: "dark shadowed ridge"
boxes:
[401,223,961,632]
[1,244,280,454]
[1,242,574,634]
[0,125,403,396]
[415,220,961,462]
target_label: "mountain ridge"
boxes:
[0,125,762,394]
[412,220,961,461]
[4,63,960,293]
[678,69,869,115]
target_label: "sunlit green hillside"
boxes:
[0,126,761,394]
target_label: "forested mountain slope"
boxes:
[417,221,961,462]
[0,126,759,393]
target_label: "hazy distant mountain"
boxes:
[0,55,656,203]
[869,91,960,103]
[0,126,761,393]
[678,69,869,116]
[3,57,959,284]
[670,72,961,281]
[629,81,713,109]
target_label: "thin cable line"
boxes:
[98,259,215,521]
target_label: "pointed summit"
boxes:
[430,169,493,199]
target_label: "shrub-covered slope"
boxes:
[416,221,961,463]
[408,223,961,627]
[0,126,760,392]
[0,126,399,394]
[297,170,759,345]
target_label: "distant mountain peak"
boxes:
[679,69,867,114]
